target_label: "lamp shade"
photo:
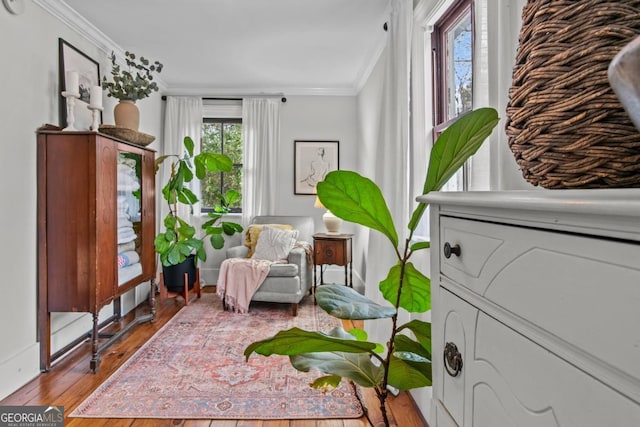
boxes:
[314,196,325,209]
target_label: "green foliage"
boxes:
[201,121,243,210]
[244,108,499,426]
[103,51,164,102]
[155,136,243,267]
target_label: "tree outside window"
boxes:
[201,118,242,212]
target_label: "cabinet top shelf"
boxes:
[37,129,156,152]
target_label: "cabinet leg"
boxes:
[90,312,100,373]
[149,278,157,320]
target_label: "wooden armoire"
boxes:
[37,130,156,372]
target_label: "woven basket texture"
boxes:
[505,0,640,188]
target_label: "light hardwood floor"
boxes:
[1,288,429,427]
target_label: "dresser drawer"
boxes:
[439,216,640,390]
[471,311,640,427]
[314,238,351,265]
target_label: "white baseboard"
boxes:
[0,343,40,401]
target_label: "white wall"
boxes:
[0,3,162,400]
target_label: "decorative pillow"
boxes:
[245,224,294,257]
[251,226,299,262]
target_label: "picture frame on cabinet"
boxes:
[58,38,102,131]
[294,140,339,195]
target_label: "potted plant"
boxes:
[155,135,243,292]
[102,51,164,131]
[245,108,499,426]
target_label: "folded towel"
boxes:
[118,241,136,253]
[118,262,142,285]
[117,228,137,244]
[118,250,140,268]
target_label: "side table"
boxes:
[313,233,353,300]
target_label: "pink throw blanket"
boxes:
[216,258,273,313]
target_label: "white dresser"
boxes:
[418,190,640,427]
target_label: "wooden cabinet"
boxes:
[37,130,156,372]
[420,190,640,427]
[313,233,353,296]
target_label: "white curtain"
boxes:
[161,96,203,220]
[364,0,413,339]
[242,98,280,225]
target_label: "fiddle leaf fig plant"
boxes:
[155,136,243,267]
[245,108,499,426]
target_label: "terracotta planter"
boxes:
[114,100,140,131]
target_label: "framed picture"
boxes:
[58,38,102,131]
[294,140,339,195]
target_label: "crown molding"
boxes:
[33,0,123,57]
[34,0,370,97]
[164,86,358,97]
[34,0,168,89]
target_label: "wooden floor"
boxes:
[1,288,429,427]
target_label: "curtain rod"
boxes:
[161,95,287,102]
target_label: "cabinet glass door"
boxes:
[117,151,143,285]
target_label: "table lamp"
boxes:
[314,196,342,234]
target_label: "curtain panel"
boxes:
[241,98,280,225]
[161,96,204,219]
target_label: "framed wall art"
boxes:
[58,38,102,131]
[294,140,339,195]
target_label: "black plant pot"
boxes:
[162,254,197,293]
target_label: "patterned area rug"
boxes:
[70,293,363,419]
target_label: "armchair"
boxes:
[225,216,314,315]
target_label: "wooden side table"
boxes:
[313,233,353,300]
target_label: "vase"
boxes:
[114,100,140,131]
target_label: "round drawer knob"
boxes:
[444,342,463,377]
[443,242,461,259]
[324,248,334,257]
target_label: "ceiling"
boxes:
[63,0,391,95]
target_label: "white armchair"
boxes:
[225,216,314,315]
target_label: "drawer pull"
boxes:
[444,342,463,377]
[443,242,461,259]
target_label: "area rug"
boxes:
[70,293,363,419]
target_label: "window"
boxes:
[201,118,242,212]
[432,0,474,191]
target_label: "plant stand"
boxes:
[159,268,201,305]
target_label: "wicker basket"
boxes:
[505,0,640,188]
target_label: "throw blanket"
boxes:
[216,258,274,313]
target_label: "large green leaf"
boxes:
[291,351,384,388]
[379,262,430,313]
[289,327,385,388]
[317,171,398,248]
[222,222,243,235]
[387,356,432,390]
[310,375,343,392]
[208,233,225,249]
[316,285,396,320]
[408,108,499,230]
[195,152,233,178]
[397,320,432,356]
[393,334,431,361]
[176,187,198,206]
[183,136,195,157]
[244,327,377,360]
